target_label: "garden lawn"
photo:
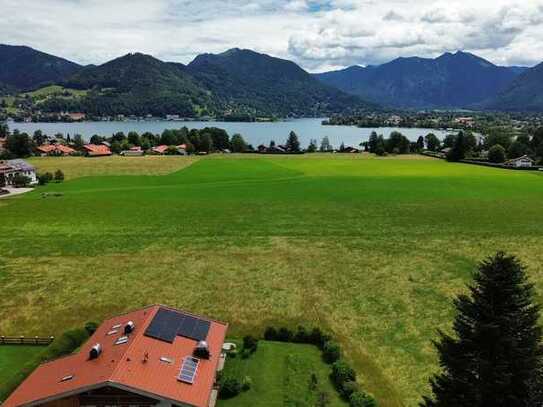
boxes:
[0,346,45,388]
[2,154,543,407]
[218,340,347,407]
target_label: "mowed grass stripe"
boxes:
[2,156,543,407]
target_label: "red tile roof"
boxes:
[84,144,112,156]
[37,144,76,155]
[152,145,169,154]
[4,305,228,407]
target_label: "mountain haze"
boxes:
[315,51,526,109]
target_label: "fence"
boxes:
[0,336,54,345]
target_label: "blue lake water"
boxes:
[9,118,450,148]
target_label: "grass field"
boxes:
[2,154,543,406]
[218,340,346,407]
[0,346,45,388]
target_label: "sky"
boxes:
[1,0,543,72]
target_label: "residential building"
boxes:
[152,145,169,155]
[0,159,38,185]
[36,144,76,156]
[504,155,535,168]
[83,144,112,157]
[4,305,228,407]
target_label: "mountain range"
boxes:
[314,51,529,109]
[0,44,370,117]
[1,44,543,114]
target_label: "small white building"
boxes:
[505,155,535,168]
[0,159,38,186]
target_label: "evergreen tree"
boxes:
[446,131,467,162]
[231,133,248,153]
[422,252,543,407]
[320,136,331,152]
[286,131,300,152]
[425,133,441,152]
[416,136,425,151]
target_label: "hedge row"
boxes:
[0,323,96,401]
[263,326,377,407]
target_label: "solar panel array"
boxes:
[144,308,211,343]
[178,357,200,384]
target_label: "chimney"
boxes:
[124,321,135,335]
[89,343,102,360]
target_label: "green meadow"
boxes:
[2,154,543,406]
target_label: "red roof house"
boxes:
[83,144,112,157]
[36,144,76,156]
[4,305,228,407]
[152,145,169,155]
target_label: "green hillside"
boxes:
[2,155,543,407]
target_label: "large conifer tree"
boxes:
[422,252,543,407]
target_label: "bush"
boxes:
[488,144,506,163]
[264,326,278,340]
[218,377,242,399]
[323,340,341,364]
[277,327,293,342]
[84,321,98,335]
[349,391,378,407]
[293,326,309,343]
[242,335,258,354]
[331,360,356,391]
[12,174,31,188]
[54,169,65,182]
[341,381,360,398]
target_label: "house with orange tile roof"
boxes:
[36,144,76,156]
[83,143,112,157]
[3,305,228,407]
[152,145,169,155]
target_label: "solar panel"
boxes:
[144,308,210,343]
[177,357,200,384]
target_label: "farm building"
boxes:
[505,155,535,168]
[36,144,76,156]
[0,159,38,186]
[3,305,228,407]
[120,146,144,156]
[83,144,112,157]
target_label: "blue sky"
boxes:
[1,0,543,71]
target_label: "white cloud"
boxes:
[1,0,543,72]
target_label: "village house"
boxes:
[83,143,112,157]
[504,155,536,168]
[152,145,169,155]
[36,144,76,156]
[62,112,86,122]
[3,305,228,407]
[0,159,38,186]
[177,144,188,155]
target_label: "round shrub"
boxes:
[219,377,242,399]
[242,335,258,354]
[488,144,506,163]
[331,360,356,390]
[349,391,378,407]
[323,340,341,364]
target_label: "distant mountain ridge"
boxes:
[0,44,81,91]
[481,62,543,111]
[0,45,374,117]
[315,51,528,109]
[186,48,370,116]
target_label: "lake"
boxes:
[9,118,450,148]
